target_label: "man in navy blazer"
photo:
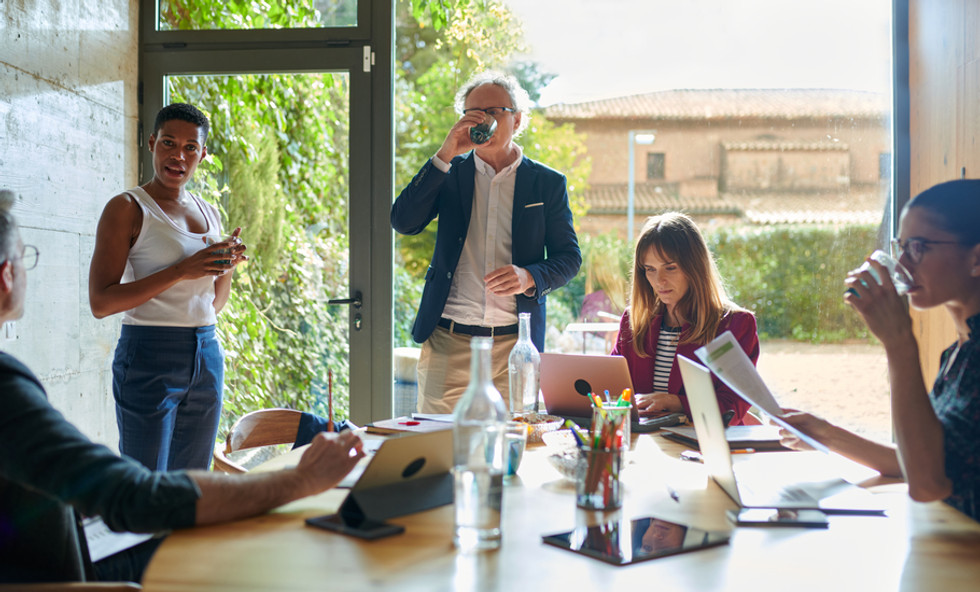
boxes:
[391,71,581,413]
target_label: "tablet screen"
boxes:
[541,516,729,566]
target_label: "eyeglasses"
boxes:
[890,237,961,264]
[462,106,517,118]
[4,244,39,271]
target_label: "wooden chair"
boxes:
[212,408,304,473]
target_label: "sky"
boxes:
[503,0,893,106]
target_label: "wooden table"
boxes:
[143,433,980,592]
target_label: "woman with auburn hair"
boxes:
[611,212,760,425]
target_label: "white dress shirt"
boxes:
[434,147,524,327]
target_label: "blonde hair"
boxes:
[628,212,741,356]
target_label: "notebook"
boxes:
[677,355,885,515]
[660,424,787,451]
[539,352,685,432]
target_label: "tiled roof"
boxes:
[545,89,888,121]
[722,140,849,151]
[583,183,886,225]
[584,183,739,216]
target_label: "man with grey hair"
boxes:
[0,189,364,584]
[391,71,581,413]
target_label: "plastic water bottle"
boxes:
[508,312,541,415]
[453,336,508,551]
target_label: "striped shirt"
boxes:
[652,324,682,393]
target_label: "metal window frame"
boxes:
[138,0,394,424]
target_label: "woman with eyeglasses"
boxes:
[779,179,980,521]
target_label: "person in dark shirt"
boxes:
[0,190,365,583]
[779,179,980,521]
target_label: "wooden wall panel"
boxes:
[908,0,975,382]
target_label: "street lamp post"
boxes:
[627,130,656,243]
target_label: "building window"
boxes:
[647,152,665,180]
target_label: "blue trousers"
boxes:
[112,325,224,471]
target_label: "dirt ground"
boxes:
[757,340,892,443]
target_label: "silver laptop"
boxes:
[539,352,685,432]
[677,355,884,515]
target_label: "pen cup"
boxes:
[590,403,631,465]
[503,421,528,480]
[575,447,623,510]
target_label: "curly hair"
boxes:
[153,103,210,141]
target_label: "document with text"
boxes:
[694,331,828,453]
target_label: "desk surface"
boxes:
[143,434,980,592]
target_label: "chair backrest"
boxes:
[212,408,303,473]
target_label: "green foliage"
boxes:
[709,225,880,342]
[392,0,594,348]
[225,124,286,274]
[163,1,355,433]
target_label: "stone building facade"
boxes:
[544,89,891,236]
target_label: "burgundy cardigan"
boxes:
[610,308,760,425]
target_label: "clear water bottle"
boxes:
[508,312,541,415]
[453,336,508,551]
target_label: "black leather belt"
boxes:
[438,318,519,337]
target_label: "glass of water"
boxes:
[848,249,913,296]
[503,421,528,480]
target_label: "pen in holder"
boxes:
[575,446,622,510]
[576,393,631,510]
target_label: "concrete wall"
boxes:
[0,0,138,447]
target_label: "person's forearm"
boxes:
[823,425,902,477]
[213,272,233,313]
[885,338,952,500]
[89,264,187,318]
[188,468,313,526]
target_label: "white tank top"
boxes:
[121,186,223,327]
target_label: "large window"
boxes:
[391,0,896,442]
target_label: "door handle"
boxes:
[327,291,362,309]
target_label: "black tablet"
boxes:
[541,516,729,566]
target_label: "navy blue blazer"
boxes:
[391,152,582,351]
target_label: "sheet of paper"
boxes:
[83,516,154,562]
[694,332,828,453]
[694,331,783,417]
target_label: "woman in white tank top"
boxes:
[88,104,248,471]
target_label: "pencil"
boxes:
[327,369,335,432]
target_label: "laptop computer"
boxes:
[676,355,885,515]
[539,352,685,432]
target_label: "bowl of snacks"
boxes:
[511,413,564,443]
[541,428,579,451]
[546,447,580,481]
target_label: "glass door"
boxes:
[140,0,393,428]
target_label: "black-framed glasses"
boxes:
[5,244,39,271]
[890,237,961,264]
[462,106,517,118]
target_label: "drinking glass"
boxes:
[848,249,913,296]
